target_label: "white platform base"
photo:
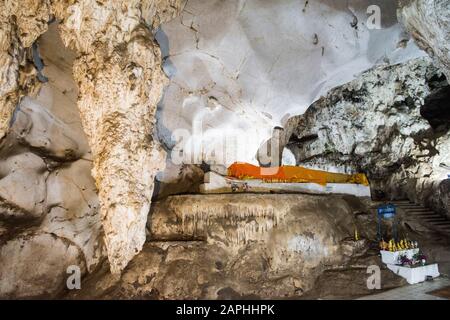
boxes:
[380,249,419,265]
[200,171,371,197]
[386,263,440,284]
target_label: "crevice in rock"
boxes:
[420,86,450,130]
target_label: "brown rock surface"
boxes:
[0,232,85,298]
[69,194,378,299]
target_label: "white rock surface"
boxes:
[283,57,450,212]
[399,0,450,79]
[282,148,296,166]
[157,0,425,166]
[12,91,89,161]
[286,58,444,168]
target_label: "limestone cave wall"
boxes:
[0,0,449,299]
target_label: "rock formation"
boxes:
[57,189,450,299]
[1,0,186,275]
[0,22,103,298]
[156,0,426,166]
[1,0,450,300]
[399,0,450,79]
[69,194,378,299]
[51,0,186,274]
[0,232,86,298]
[0,1,186,297]
[280,57,450,216]
[0,0,50,139]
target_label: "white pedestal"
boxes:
[200,171,371,196]
[386,263,440,284]
[380,249,419,265]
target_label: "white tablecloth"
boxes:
[386,263,440,284]
[380,249,419,265]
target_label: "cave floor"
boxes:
[358,276,450,300]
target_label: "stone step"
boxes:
[408,212,436,216]
[390,201,414,205]
[432,221,450,226]
[420,214,446,219]
[419,218,445,222]
[377,202,450,234]
[406,210,438,216]
[412,214,442,218]
[409,211,439,215]
[372,204,420,209]
[434,220,450,227]
[397,206,424,209]
[424,218,448,223]
[423,221,448,226]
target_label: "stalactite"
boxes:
[175,200,284,245]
